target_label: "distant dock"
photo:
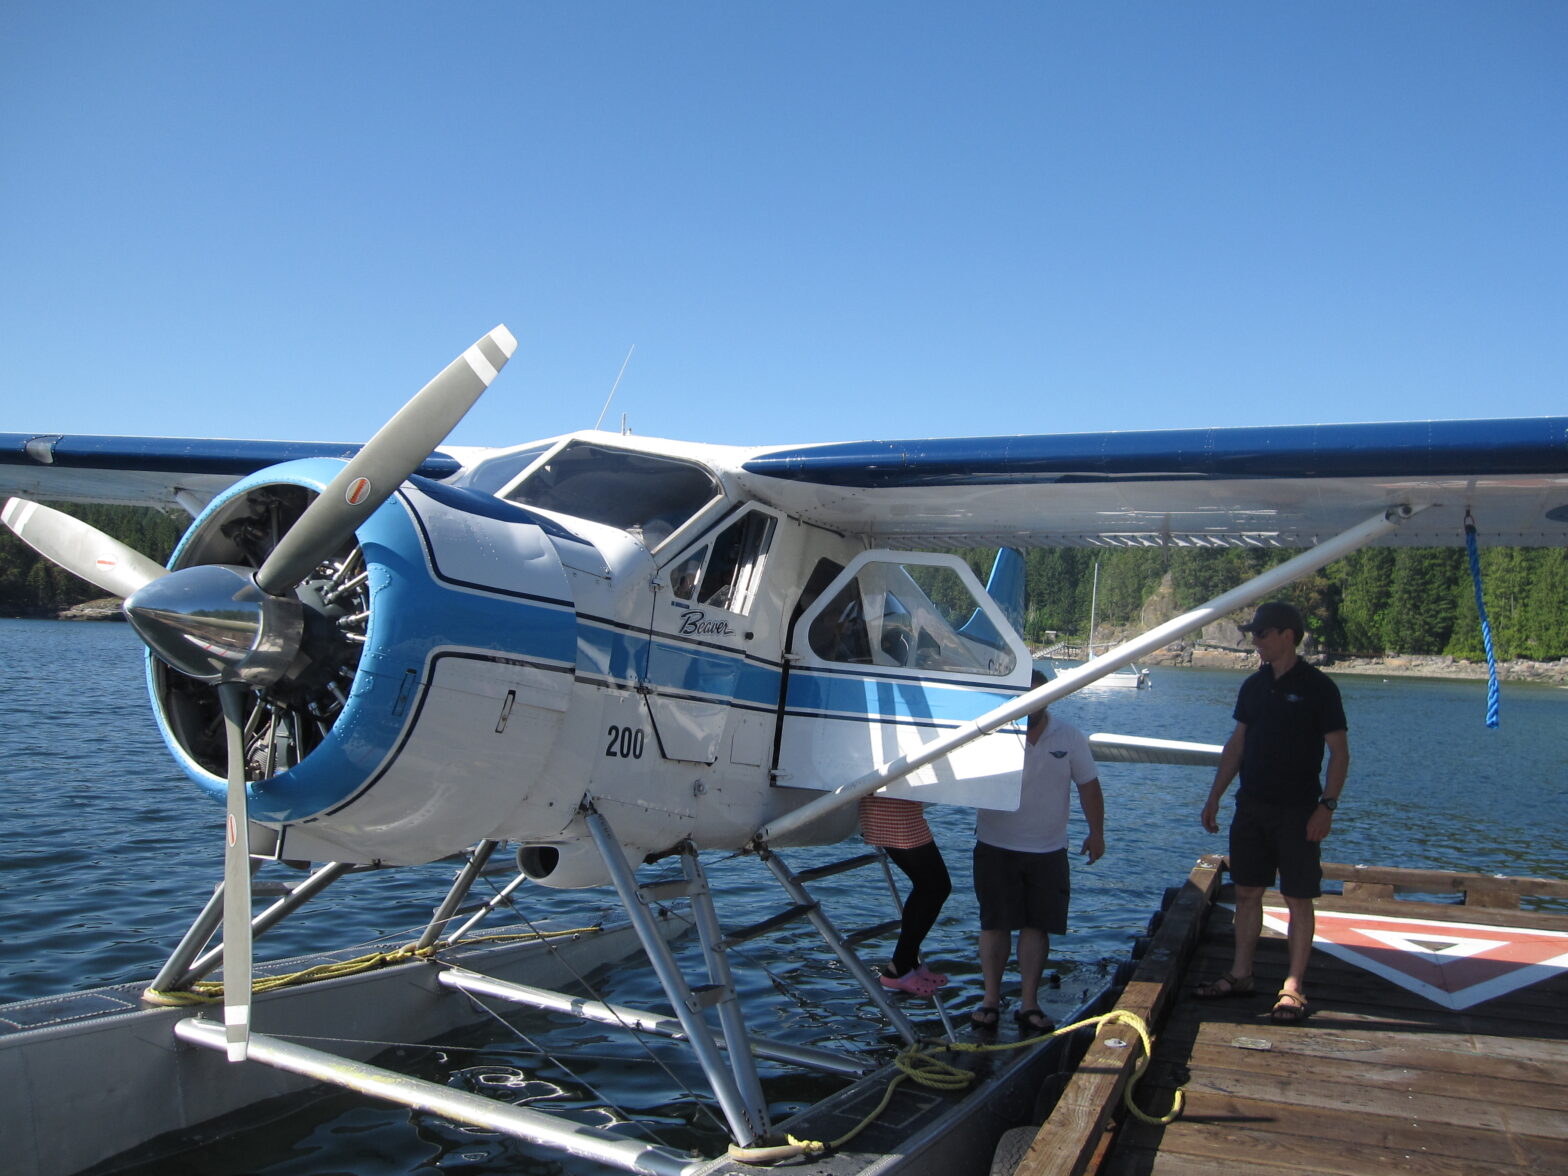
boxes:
[1008,856,1568,1176]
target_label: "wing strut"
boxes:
[754,505,1419,846]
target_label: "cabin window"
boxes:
[807,560,1016,676]
[666,510,776,614]
[503,442,720,545]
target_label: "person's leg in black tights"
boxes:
[882,841,953,976]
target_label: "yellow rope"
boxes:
[726,1007,1181,1165]
[140,925,603,1006]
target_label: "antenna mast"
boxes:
[594,345,636,431]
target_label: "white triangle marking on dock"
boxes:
[1251,906,1568,1010]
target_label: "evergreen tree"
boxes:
[1385,549,1463,654]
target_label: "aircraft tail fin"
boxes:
[957,546,1027,650]
[981,546,1026,634]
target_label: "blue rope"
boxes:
[1463,514,1501,728]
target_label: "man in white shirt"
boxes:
[971,673,1105,1032]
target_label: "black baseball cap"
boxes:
[1238,601,1305,636]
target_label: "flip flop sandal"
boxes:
[1271,991,1309,1023]
[970,1005,1001,1029]
[1194,972,1254,999]
[1015,1008,1054,1034]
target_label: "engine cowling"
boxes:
[148,459,581,865]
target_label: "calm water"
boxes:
[3,618,1566,1174]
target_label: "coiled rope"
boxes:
[724,1007,1180,1165]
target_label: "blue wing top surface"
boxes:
[0,433,462,512]
[735,417,1568,548]
[4,417,1565,548]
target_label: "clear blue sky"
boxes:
[2,3,1564,450]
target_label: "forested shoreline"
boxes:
[4,504,1565,666]
[941,542,1567,666]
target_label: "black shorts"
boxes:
[972,841,1069,933]
[1229,797,1322,899]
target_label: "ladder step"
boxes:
[793,852,883,884]
[719,902,818,947]
[687,983,730,1011]
[843,918,903,946]
[638,878,698,903]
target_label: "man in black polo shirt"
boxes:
[1196,601,1348,1024]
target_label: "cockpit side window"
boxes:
[504,442,720,545]
[665,510,777,615]
[670,549,707,601]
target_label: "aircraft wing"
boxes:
[0,432,463,512]
[735,417,1568,549]
[6,416,1566,549]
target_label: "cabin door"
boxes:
[644,509,779,765]
[776,551,1031,809]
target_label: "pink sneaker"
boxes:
[880,968,942,997]
[912,964,949,988]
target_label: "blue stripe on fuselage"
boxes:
[786,667,1023,729]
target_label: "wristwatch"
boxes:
[1318,796,1338,812]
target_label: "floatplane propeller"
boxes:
[3,326,516,1061]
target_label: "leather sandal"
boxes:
[970,1005,1000,1029]
[1194,972,1254,999]
[1271,990,1309,1023]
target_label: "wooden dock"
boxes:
[1008,856,1568,1176]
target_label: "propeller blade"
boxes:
[2,498,168,598]
[254,325,517,596]
[218,682,254,1062]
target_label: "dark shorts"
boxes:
[1229,797,1322,898]
[972,841,1070,933]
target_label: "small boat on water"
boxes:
[1043,657,1152,690]
[1036,563,1153,691]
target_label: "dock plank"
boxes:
[1011,859,1568,1176]
[1121,1086,1568,1168]
[1156,1015,1568,1100]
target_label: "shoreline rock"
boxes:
[1136,645,1568,686]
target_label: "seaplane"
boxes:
[3,324,1566,1176]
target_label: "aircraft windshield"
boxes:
[460,443,553,496]
[504,442,720,541]
[807,560,1016,676]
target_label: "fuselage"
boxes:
[144,435,1034,883]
